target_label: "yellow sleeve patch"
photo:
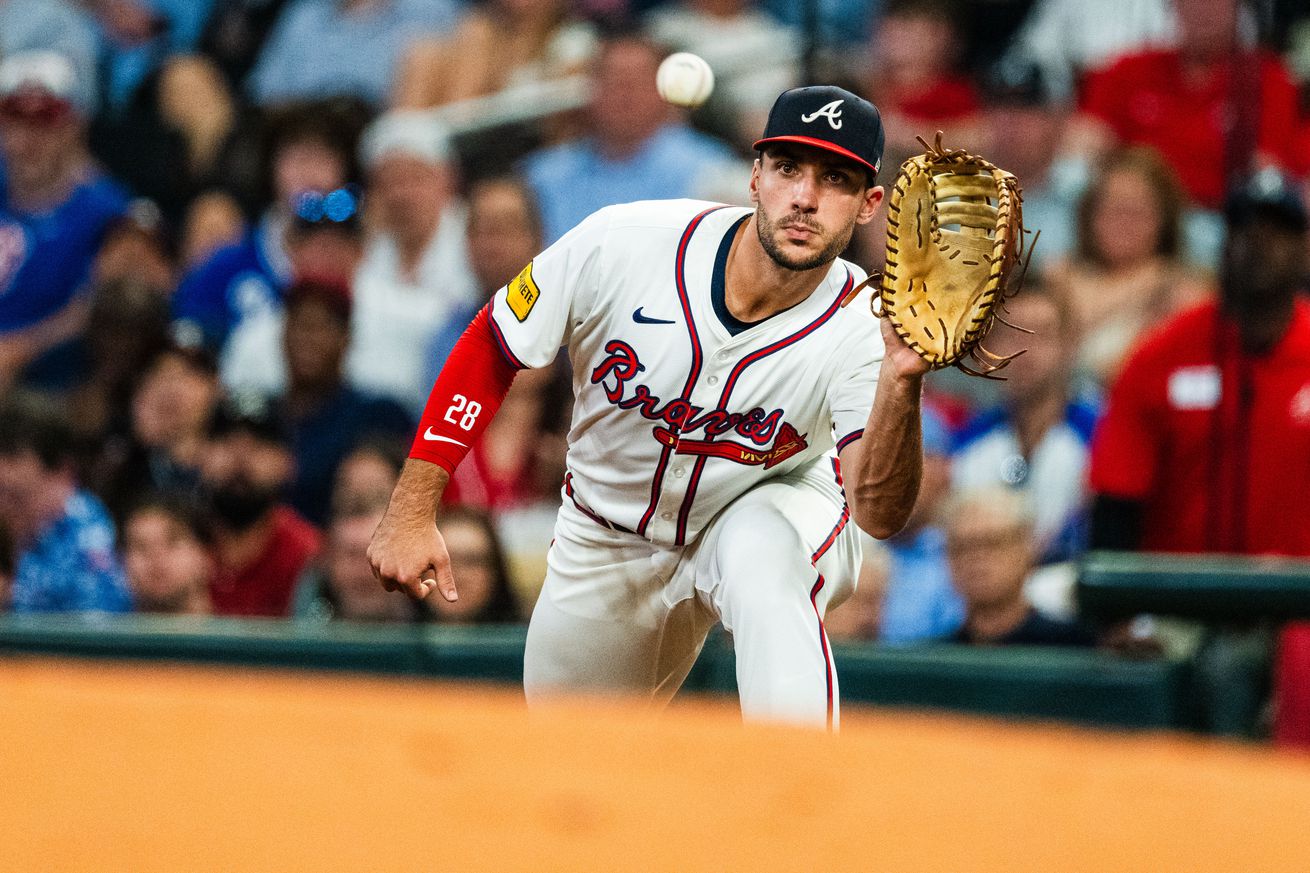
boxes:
[506,261,540,322]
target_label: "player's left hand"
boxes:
[879,314,932,381]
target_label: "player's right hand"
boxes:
[366,512,458,603]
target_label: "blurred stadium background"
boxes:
[2,0,1310,864]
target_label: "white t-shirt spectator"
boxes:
[346,202,480,414]
[951,400,1100,564]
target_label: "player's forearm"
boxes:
[383,458,451,525]
[369,458,457,603]
[845,371,924,539]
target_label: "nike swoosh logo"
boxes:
[633,307,676,325]
[423,428,468,447]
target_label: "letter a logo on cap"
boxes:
[801,99,844,130]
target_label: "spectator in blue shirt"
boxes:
[0,392,132,614]
[247,0,463,107]
[876,405,965,643]
[275,279,414,527]
[521,30,742,244]
[0,50,131,393]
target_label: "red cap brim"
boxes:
[752,135,878,176]
[0,91,74,123]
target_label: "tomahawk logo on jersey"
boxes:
[483,199,883,547]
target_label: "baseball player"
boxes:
[369,86,929,728]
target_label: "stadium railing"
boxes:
[1077,551,1310,622]
[0,613,1191,730]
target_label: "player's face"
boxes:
[751,146,882,272]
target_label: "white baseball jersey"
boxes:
[488,198,884,546]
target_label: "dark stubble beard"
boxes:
[756,205,855,272]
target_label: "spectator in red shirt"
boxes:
[199,394,320,617]
[1063,0,1307,210]
[1089,170,1310,745]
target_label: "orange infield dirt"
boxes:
[3,658,1310,873]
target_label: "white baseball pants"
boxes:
[523,460,860,729]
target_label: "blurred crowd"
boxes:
[2,0,1310,736]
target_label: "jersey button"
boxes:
[707,375,719,385]
[674,467,686,478]
[661,511,674,521]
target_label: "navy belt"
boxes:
[564,473,636,535]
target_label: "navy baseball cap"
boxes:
[753,85,885,179]
[207,392,287,444]
[1226,168,1308,233]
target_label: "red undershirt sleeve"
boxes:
[409,304,522,473]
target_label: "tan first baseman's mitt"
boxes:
[877,132,1030,377]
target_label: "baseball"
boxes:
[656,52,714,108]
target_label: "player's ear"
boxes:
[856,185,884,225]
[749,158,761,205]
